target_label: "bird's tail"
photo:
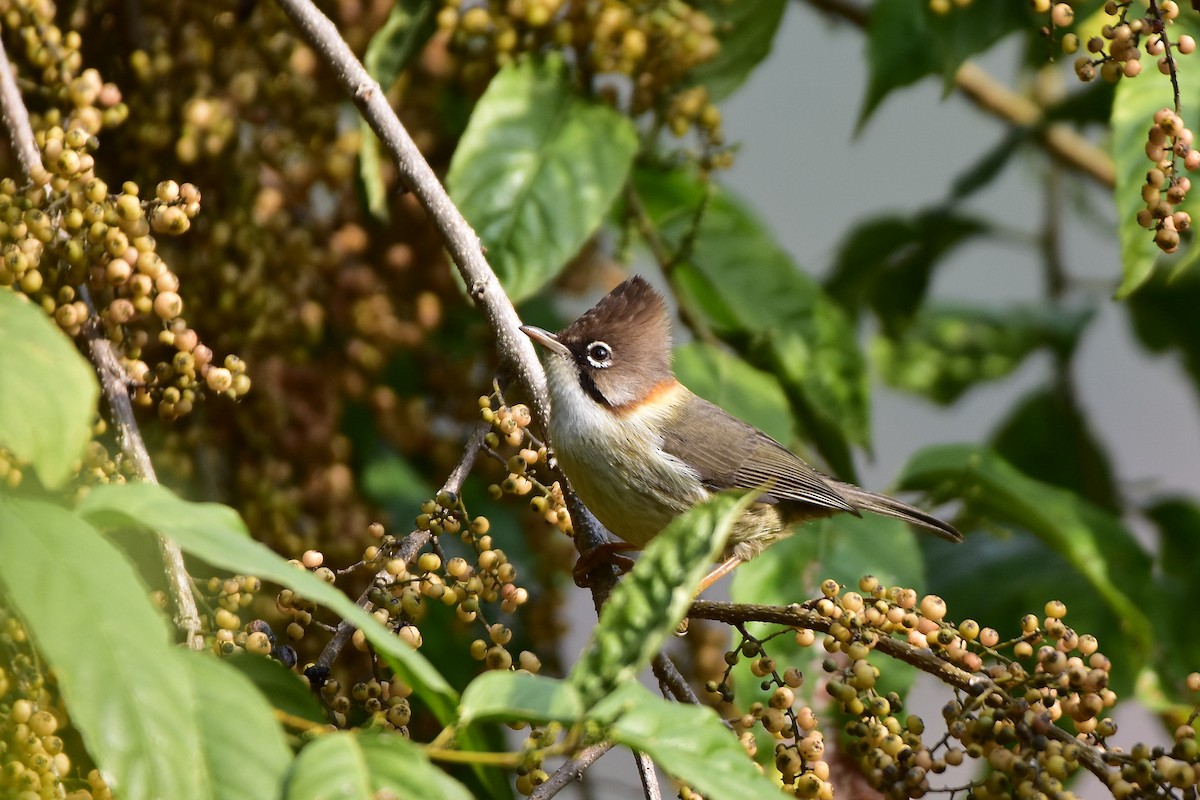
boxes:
[830,482,962,542]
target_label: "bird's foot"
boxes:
[572,541,639,588]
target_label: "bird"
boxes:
[521,275,961,593]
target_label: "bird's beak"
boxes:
[520,325,571,359]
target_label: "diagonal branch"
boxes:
[272,0,620,614]
[0,35,204,650]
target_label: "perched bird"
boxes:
[522,276,961,591]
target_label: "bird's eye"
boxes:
[585,341,613,368]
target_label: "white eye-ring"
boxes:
[585,341,613,368]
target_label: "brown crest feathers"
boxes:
[557,276,674,408]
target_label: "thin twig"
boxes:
[0,36,204,649]
[316,420,489,669]
[633,751,662,800]
[0,44,39,177]
[529,743,615,800]
[651,652,700,705]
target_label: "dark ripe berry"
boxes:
[304,663,330,689]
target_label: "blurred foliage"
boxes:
[3,0,1200,797]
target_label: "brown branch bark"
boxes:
[529,743,615,800]
[0,36,204,650]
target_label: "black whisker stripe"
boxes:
[577,369,612,408]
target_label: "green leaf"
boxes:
[948,131,1027,201]
[991,387,1119,511]
[871,303,1093,405]
[182,651,292,800]
[364,0,436,90]
[1112,12,1200,297]
[1143,499,1200,692]
[222,653,327,726]
[459,671,582,727]
[674,341,793,443]
[920,528,1137,697]
[446,57,638,302]
[633,166,868,477]
[569,491,753,708]
[76,482,458,723]
[898,444,1153,664]
[824,210,988,331]
[687,0,786,100]
[590,682,782,799]
[360,445,433,520]
[0,290,98,488]
[733,515,925,605]
[858,0,1032,128]
[285,731,472,800]
[0,496,205,799]
[359,0,437,220]
[1126,261,1200,400]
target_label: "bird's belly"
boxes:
[551,420,706,548]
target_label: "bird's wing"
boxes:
[660,395,856,514]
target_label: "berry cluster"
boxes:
[248,498,536,728]
[701,576,1200,800]
[434,0,726,147]
[479,393,573,538]
[0,0,245,429]
[1137,108,1197,253]
[1050,0,1200,255]
[1065,0,1193,84]
[0,607,99,799]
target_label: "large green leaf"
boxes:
[459,671,582,727]
[824,209,988,331]
[991,387,1119,511]
[0,290,98,488]
[446,57,638,302]
[0,497,205,799]
[871,303,1093,405]
[1143,499,1200,693]
[858,0,1033,127]
[920,528,1137,697]
[285,731,472,800]
[76,482,457,722]
[634,166,868,477]
[569,491,753,708]
[687,0,786,100]
[222,653,327,726]
[183,651,292,800]
[1112,13,1200,297]
[674,341,793,444]
[898,444,1152,669]
[1126,261,1200,401]
[591,682,782,799]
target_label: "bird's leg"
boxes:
[573,541,640,587]
[674,556,745,637]
[694,556,743,597]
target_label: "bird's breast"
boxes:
[546,376,707,547]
